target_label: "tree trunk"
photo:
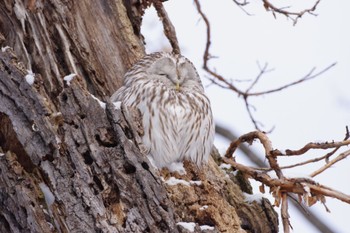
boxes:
[0,1,278,232]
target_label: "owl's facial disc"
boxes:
[147,56,190,91]
[156,72,181,90]
[159,69,183,91]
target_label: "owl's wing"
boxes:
[110,86,127,102]
[181,92,215,166]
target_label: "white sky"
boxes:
[142,1,350,232]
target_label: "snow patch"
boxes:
[25,70,35,85]
[41,206,49,215]
[199,205,208,211]
[176,222,195,232]
[200,225,215,230]
[243,192,265,204]
[189,180,202,186]
[164,177,202,186]
[167,161,186,175]
[164,177,190,186]
[231,170,238,176]
[38,182,55,207]
[90,94,106,109]
[1,46,11,52]
[113,101,122,110]
[219,163,232,170]
[63,73,77,86]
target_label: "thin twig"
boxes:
[275,150,338,170]
[243,97,262,130]
[248,63,337,96]
[252,152,339,171]
[233,0,249,6]
[262,0,321,25]
[310,149,350,177]
[284,139,350,156]
[232,0,253,16]
[246,62,273,93]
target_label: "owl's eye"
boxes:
[158,73,169,78]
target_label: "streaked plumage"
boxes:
[111,52,215,168]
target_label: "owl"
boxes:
[111,52,215,168]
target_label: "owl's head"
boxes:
[146,52,204,92]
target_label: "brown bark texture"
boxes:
[0,0,278,232]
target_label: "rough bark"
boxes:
[0,0,278,232]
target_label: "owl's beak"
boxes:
[175,82,180,91]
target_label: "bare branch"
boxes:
[222,157,350,204]
[224,129,350,176]
[231,0,321,24]
[152,0,180,54]
[216,124,338,233]
[284,139,350,156]
[281,193,291,233]
[275,151,336,170]
[310,149,350,178]
[255,127,350,171]
[194,0,334,130]
[248,63,337,96]
[225,131,285,178]
[222,129,350,217]
[262,0,321,25]
[243,98,263,131]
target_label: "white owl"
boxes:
[111,52,215,168]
